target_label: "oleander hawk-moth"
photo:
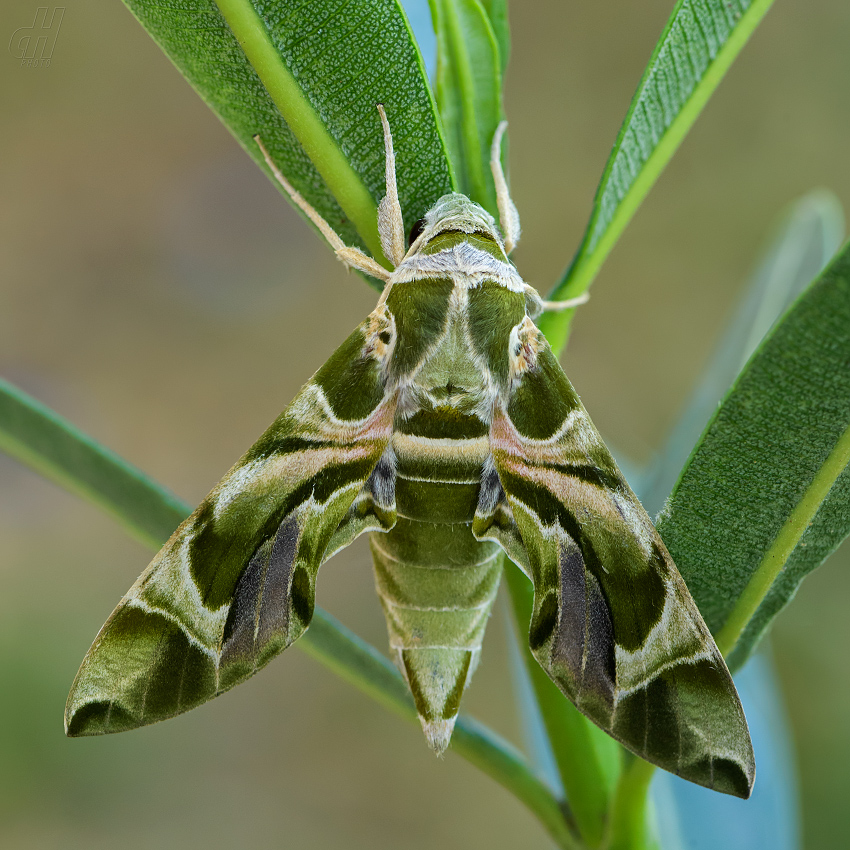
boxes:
[66,107,755,798]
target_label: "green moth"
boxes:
[66,107,755,798]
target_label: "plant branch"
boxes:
[605,755,657,850]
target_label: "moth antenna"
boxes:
[490,120,521,254]
[376,104,406,267]
[253,134,391,283]
[539,292,590,312]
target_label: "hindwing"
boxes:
[66,322,397,736]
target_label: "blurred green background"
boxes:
[2,0,849,847]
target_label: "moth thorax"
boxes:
[413,308,483,398]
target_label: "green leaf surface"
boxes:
[642,191,845,516]
[121,0,454,272]
[0,377,576,850]
[540,0,776,353]
[657,239,850,670]
[429,0,503,214]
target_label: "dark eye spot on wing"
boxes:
[409,218,426,246]
[379,330,391,344]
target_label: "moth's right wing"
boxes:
[66,322,397,736]
[475,330,754,798]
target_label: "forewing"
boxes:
[487,333,755,798]
[66,322,396,736]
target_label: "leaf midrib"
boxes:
[213,0,390,266]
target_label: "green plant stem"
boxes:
[606,755,657,850]
[0,377,577,850]
[212,0,390,266]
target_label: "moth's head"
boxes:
[406,193,503,257]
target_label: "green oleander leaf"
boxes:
[479,0,510,77]
[0,378,186,551]
[429,0,503,214]
[657,238,850,670]
[121,0,454,275]
[540,0,777,353]
[642,191,845,516]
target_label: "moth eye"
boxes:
[379,331,391,344]
[408,218,426,246]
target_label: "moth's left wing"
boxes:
[66,323,396,736]
[477,332,755,798]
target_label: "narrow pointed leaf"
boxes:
[429,0,502,214]
[657,239,850,670]
[121,0,454,270]
[642,191,845,515]
[479,0,510,77]
[0,377,574,849]
[0,379,186,550]
[541,0,777,352]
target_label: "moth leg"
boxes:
[519,284,590,321]
[253,135,391,283]
[326,444,398,557]
[490,120,521,254]
[539,292,591,312]
[472,455,530,574]
[376,105,406,266]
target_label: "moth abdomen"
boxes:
[369,517,502,754]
